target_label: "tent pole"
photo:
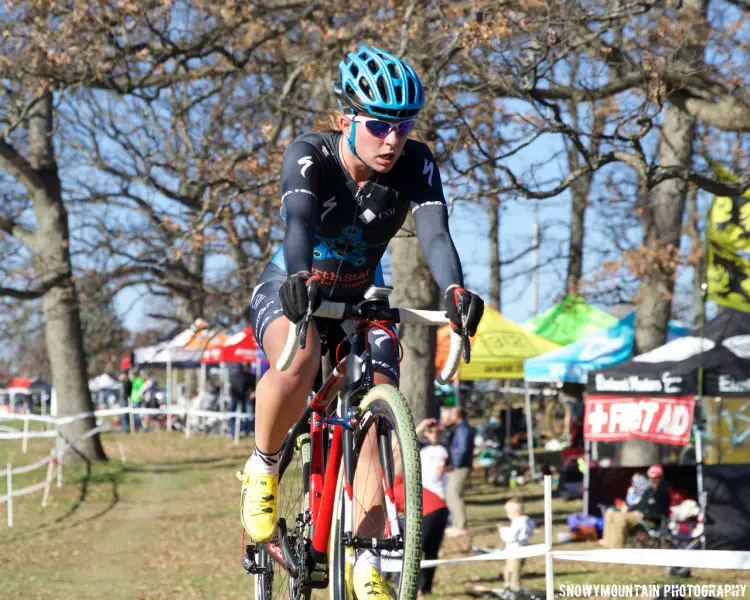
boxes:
[221,362,228,435]
[524,381,536,479]
[505,380,512,450]
[694,422,704,500]
[583,440,591,515]
[166,359,172,432]
[694,194,712,498]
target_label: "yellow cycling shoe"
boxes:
[237,458,278,542]
[352,563,394,599]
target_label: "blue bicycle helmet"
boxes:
[333,44,424,121]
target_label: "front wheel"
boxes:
[329,384,423,600]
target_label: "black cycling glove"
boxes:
[279,271,321,324]
[445,287,484,337]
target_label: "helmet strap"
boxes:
[343,116,375,174]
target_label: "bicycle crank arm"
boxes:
[343,533,403,552]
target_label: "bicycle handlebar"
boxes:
[276,300,463,384]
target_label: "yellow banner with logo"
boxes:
[435,307,560,380]
[706,162,750,312]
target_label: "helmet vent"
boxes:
[358,78,375,101]
[407,78,416,104]
[376,77,389,102]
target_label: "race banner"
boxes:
[706,161,750,312]
[707,238,750,312]
[584,395,696,446]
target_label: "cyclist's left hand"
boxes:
[445,286,484,337]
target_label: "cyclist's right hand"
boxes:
[278,271,321,324]
[445,286,484,337]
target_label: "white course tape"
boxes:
[0,430,56,440]
[0,479,48,504]
[420,543,547,568]
[552,548,750,570]
[5,455,51,477]
[420,546,750,571]
[0,406,254,428]
[0,414,58,424]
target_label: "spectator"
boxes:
[444,406,474,538]
[416,418,449,499]
[602,463,671,548]
[140,371,157,432]
[129,369,145,432]
[118,371,133,433]
[229,363,256,437]
[625,472,650,509]
[498,496,535,592]
[393,474,449,598]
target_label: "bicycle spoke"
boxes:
[330,386,422,600]
[256,434,310,600]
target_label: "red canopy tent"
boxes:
[8,377,32,389]
[201,327,265,364]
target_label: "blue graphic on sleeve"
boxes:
[313,225,386,267]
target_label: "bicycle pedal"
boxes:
[308,562,329,589]
[242,544,265,575]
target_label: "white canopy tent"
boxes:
[134,319,228,429]
[88,373,119,392]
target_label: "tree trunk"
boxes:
[30,92,106,462]
[566,169,591,297]
[625,0,706,467]
[488,196,501,311]
[390,213,440,424]
[564,92,601,297]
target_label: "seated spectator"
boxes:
[602,464,671,548]
[625,472,650,509]
[498,496,535,592]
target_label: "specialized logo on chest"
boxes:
[314,178,405,269]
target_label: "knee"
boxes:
[269,339,321,390]
[272,362,318,394]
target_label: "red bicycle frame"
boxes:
[309,369,345,558]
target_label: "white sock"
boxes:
[355,549,381,571]
[249,446,282,475]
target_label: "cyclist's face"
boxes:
[340,114,410,173]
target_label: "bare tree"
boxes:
[0,88,106,461]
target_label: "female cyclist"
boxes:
[238,44,484,599]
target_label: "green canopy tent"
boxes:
[524,296,617,346]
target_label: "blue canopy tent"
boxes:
[524,313,691,384]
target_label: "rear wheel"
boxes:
[329,384,423,600]
[254,429,312,600]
